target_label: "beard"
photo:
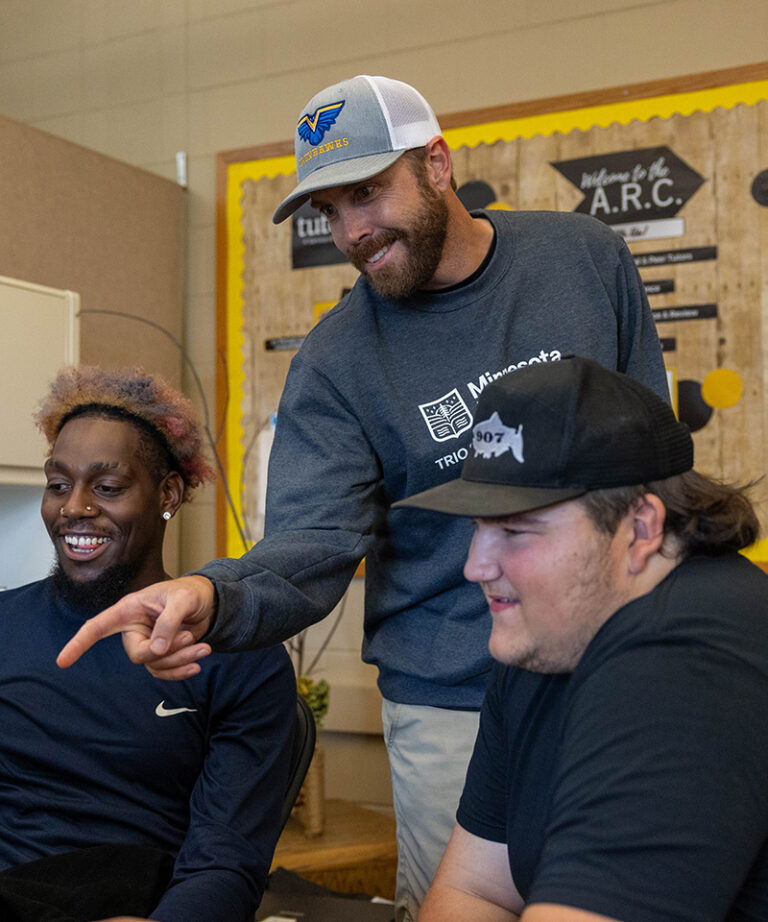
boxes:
[346,183,449,299]
[51,559,142,614]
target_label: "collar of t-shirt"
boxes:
[426,221,497,295]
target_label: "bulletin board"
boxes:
[216,63,768,560]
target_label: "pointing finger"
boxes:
[57,597,138,668]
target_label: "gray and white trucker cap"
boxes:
[272,75,442,224]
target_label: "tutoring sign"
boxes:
[551,146,705,239]
[291,200,347,269]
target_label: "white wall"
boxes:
[0,485,54,590]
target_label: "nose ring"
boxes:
[86,506,93,512]
[60,507,64,515]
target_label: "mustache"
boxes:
[51,523,115,539]
[346,229,404,266]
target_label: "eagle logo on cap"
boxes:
[297,100,345,146]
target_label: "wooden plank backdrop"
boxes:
[217,64,768,559]
[236,173,359,543]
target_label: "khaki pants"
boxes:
[381,700,480,922]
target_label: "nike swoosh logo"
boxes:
[155,700,198,717]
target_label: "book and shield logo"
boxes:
[419,389,473,442]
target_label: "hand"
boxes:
[57,575,215,680]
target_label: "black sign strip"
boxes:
[651,304,718,323]
[265,336,306,351]
[634,246,717,267]
[644,279,675,296]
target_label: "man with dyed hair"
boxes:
[397,356,768,922]
[0,367,295,922]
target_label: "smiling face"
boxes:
[310,154,449,299]
[42,415,181,594]
[463,500,634,672]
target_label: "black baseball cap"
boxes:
[396,356,693,517]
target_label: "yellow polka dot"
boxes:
[701,368,742,409]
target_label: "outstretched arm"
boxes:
[419,824,523,922]
[58,355,379,677]
[56,574,215,680]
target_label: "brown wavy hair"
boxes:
[579,470,760,559]
[36,366,215,502]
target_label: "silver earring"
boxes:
[162,511,172,521]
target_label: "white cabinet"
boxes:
[0,275,79,484]
[0,483,55,589]
[0,276,79,589]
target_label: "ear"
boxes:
[423,136,453,192]
[627,493,667,574]
[160,471,184,520]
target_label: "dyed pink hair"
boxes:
[36,366,216,502]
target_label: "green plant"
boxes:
[297,675,330,728]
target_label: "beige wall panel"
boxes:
[81,30,183,110]
[0,0,81,62]
[0,52,82,122]
[0,114,185,386]
[80,0,187,42]
[320,730,393,804]
[74,97,186,166]
[187,0,285,21]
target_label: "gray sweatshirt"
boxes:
[201,209,667,708]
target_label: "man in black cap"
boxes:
[406,357,768,922]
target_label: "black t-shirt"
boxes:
[458,554,768,921]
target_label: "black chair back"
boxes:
[278,694,316,831]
